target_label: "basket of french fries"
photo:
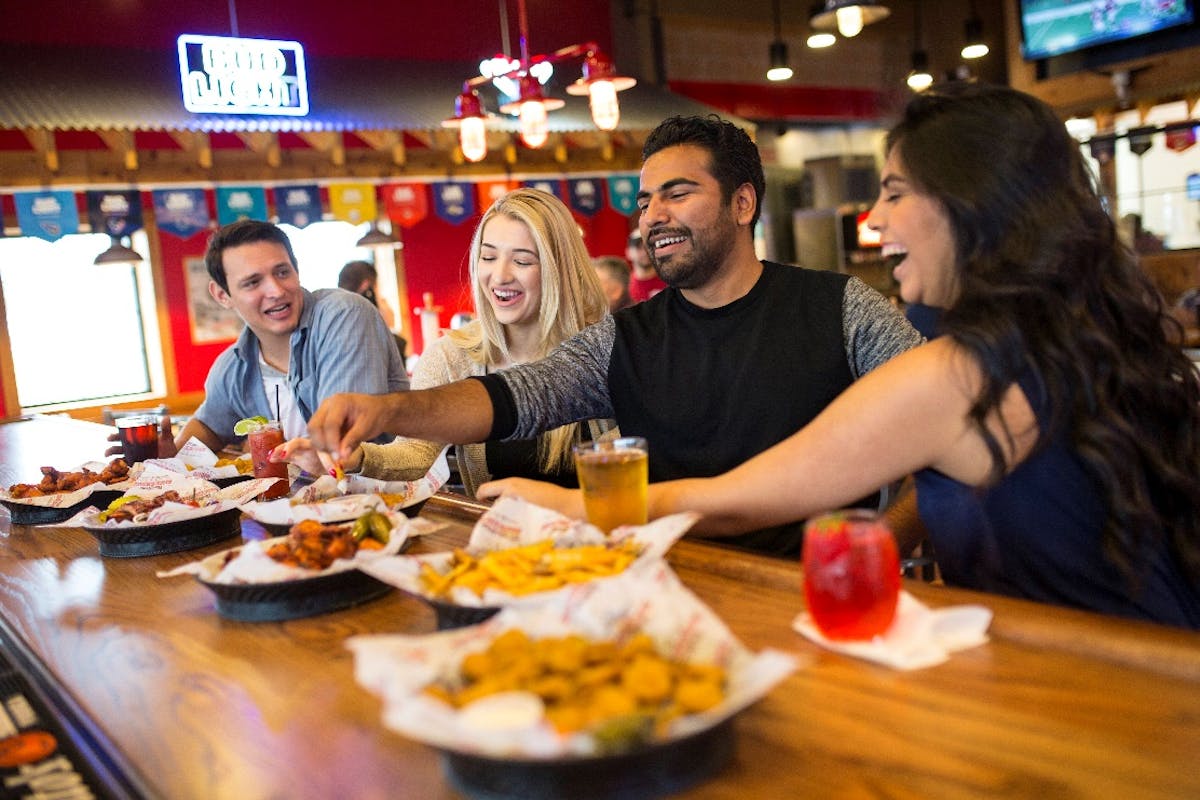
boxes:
[358,495,700,629]
[347,560,798,799]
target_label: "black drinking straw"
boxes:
[275,384,282,437]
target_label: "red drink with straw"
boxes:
[246,420,289,500]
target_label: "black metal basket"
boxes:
[2,490,123,526]
[442,716,736,800]
[82,506,243,558]
[421,595,502,630]
[195,534,412,622]
[199,568,395,622]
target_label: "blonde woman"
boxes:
[276,188,615,496]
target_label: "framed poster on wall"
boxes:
[185,256,242,343]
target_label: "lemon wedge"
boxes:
[233,416,270,436]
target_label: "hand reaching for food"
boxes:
[271,437,364,480]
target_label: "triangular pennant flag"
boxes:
[276,184,323,228]
[521,178,563,200]
[1127,126,1155,157]
[432,181,476,225]
[1088,135,1116,165]
[567,178,603,217]
[606,174,638,215]
[86,189,143,236]
[1165,124,1196,153]
[14,190,79,242]
[329,183,378,225]
[216,186,269,225]
[476,179,518,211]
[382,182,430,228]
[152,188,211,238]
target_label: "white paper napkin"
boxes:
[792,591,992,670]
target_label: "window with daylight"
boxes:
[0,231,163,410]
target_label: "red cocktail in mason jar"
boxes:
[247,421,289,500]
[802,509,901,640]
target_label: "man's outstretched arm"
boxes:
[307,378,495,463]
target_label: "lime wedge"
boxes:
[233,416,269,436]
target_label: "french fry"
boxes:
[419,539,643,598]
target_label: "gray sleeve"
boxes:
[842,277,925,377]
[497,315,617,440]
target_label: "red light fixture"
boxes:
[441,86,490,162]
[449,0,635,157]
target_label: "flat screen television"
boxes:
[1019,0,1195,61]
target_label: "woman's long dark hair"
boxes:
[888,82,1200,587]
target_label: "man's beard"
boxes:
[648,213,736,291]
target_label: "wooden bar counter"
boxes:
[1,415,1199,799]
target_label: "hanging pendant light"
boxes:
[810,1,890,38]
[449,0,636,156]
[499,74,564,149]
[907,51,933,92]
[565,51,636,131]
[766,0,793,81]
[442,86,490,162]
[961,14,988,59]
[906,0,932,92]
[355,223,399,248]
[94,235,143,265]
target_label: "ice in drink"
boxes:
[802,510,900,640]
[573,437,649,533]
[247,422,289,500]
[115,415,159,464]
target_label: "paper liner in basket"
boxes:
[792,590,992,670]
[358,495,700,608]
[156,508,430,584]
[240,456,449,527]
[132,436,263,482]
[0,460,134,510]
[348,560,798,759]
[63,462,272,528]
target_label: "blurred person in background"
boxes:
[339,259,407,358]
[593,255,632,312]
[626,229,666,303]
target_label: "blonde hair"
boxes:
[448,187,608,474]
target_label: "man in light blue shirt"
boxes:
[175,219,408,453]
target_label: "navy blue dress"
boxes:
[907,305,1200,628]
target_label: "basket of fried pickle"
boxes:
[347,560,797,795]
[358,495,702,629]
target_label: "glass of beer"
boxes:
[802,509,901,641]
[573,437,649,533]
[247,421,289,500]
[115,415,159,464]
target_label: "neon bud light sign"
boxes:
[178,34,309,116]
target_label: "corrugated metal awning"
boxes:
[0,44,751,135]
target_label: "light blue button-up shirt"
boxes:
[194,287,409,445]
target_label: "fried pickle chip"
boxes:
[430,631,727,746]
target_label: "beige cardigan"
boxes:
[358,323,618,498]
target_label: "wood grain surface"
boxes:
[2,416,1199,799]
